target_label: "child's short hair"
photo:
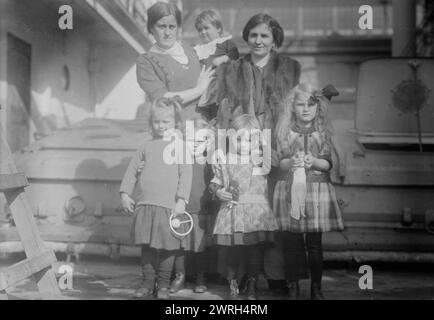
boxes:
[230,114,261,131]
[195,9,223,34]
[149,97,182,136]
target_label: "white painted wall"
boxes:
[92,42,145,120]
[0,0,94,144]
[0,0,146,149]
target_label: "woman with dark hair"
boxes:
[135,1,215,298]
[217,13,300,134]
[216,13,301,298]
[137,1,215,122]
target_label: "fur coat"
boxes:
[216,51,301,139]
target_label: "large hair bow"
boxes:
[309,84,339,103]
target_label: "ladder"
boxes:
[0,119,61,299]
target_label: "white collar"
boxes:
[150,41,189,65]
[201,35,232,47]
[194,35,233,61]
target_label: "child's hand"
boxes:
[291,152,305,169]
[173,199,186,217]
[216,188,233,202]
[251,148,263,166]
[304,153,316,169]
[121,193,135,214]
[136,161,145,175]
[212,55,229,67]
[271,150,280,167]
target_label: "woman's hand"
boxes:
[164,66,215,105]
[216,188,233,202]
[173,199,186,217]
[196,65,215,92]
[120,192,135,214]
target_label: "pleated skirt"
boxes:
[131,205,208,252]
[273,181,345,233]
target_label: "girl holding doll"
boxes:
[209,114,278,300]
[273,83,344,300]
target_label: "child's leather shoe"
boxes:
[169,272,185,293]
[157,287,170,300]
[194,273,207,293]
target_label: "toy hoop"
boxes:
[169,211,194,237]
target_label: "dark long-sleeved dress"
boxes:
[136,42,203,122]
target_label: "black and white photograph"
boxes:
[0,0,433,304]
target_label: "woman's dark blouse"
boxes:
[136,43,203,121]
